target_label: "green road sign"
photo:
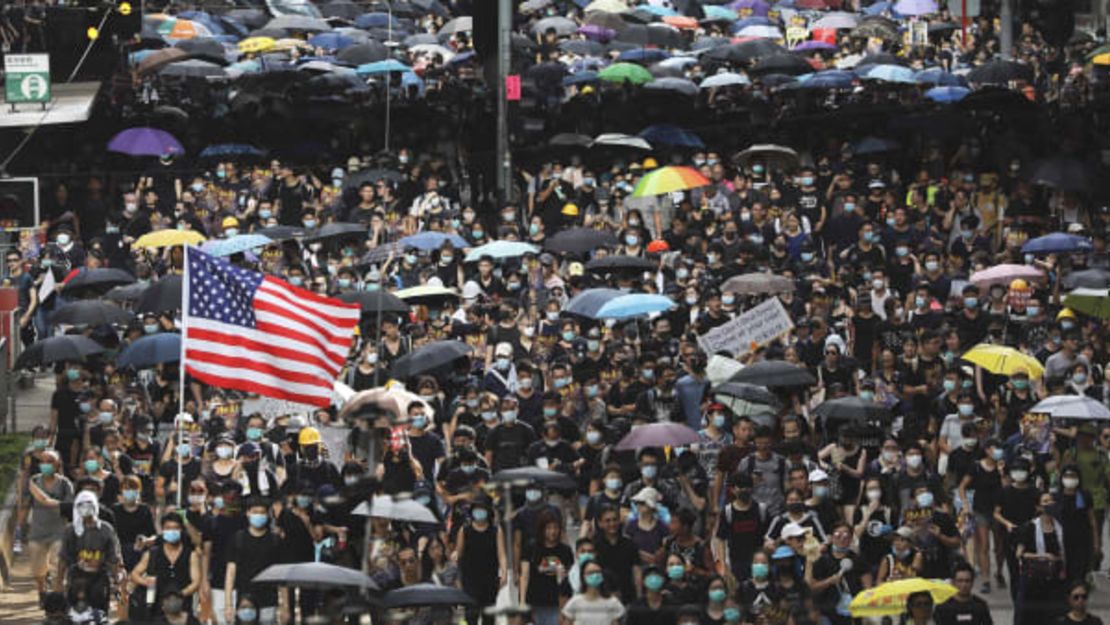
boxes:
[4,54,51,105]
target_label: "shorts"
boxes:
[28,539,60,579]
[972,512,994,529]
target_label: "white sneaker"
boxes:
[12,538,23,555]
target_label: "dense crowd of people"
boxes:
[1,2,1109,625]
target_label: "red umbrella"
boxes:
[615,422,700,451]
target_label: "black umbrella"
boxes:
[559,39,607,56]
[304,222,369,241]
[527,61,568,86]
[730,360,816,387]
[345,168,405,188]
[382,584,475,609]
[549,133,594,148]
[135,276,183,314]
[255,225,310,242]
[1064,268,1110,289]
[814,396,893,422]
[253,562,378,590]
[337,41,390,65]
[544,228,619,256]
[583,11,627,31]
[337,290,411,314]
[492,467,576,490]
[390,340,473,378]
[851,16,899,39]
[105,282,147,302]
[585,255,655,272]
[1031,156,1093,193]
[705,39,785,63]
[50,301,133,326]
[966,59,1033,85]
[858,51,903,66]
[63,268,135,294]
[712,382,782,408]
[174,38,229,62]
[320,0,362,19]
[15,335,106,369]
[750,54,812,75]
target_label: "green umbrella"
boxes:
[598,62,654,85]
[1063,288,1110,319]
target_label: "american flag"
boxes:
[183,247,360,406]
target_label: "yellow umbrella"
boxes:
[238,37,275,54]
[849,578,957,617]
[1091,52,1110,66]
[961,343,1045,379]
[134,229,207,249]
[273,38,312,52]
[395,285,458,300]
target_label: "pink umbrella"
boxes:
[578,24,616,42]
[615,422,700,451]
[969,263,1044,288]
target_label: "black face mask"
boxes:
[787,502,807,514]
[301,446,319,461]
[736,489,752,503]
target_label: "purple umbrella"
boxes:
[793,40,838,51]
[892,0,937,14]
[578,24,616,42]
[614,422,700,451]
[728,0,770,16]
[107,128,185,157]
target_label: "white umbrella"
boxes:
[1030,395,1110,420]
[700,72,751,89]
[353,495,439,523]
[592,133,653,150]
[736,25,784,39]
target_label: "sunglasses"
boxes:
[1072,594,1088,600]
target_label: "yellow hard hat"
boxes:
[1057,308,1076,320]
[581,85,595,95]
[298,426,321,446]
[643,157,658,170]
[1009,278,1028,291]
[562,203,579,216]
[222,216,240,228]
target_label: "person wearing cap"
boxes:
[483,342,519,399]
[875,526,923,583]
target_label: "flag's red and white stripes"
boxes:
[185,274,360,406]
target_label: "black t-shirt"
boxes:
[812,552,864,614]
[159,459,202,494]
[408,432,446,481]
[52,386,80,434]
[523,541,573,607]
[1053,615,1103,625]
[594,533,640,603]
[484,423,537,471]
[935,596,994,625]
[717,503,764,577]
[203,513,246,586]
[998,485,1040,530]
[110,503,156,545]
[276,507,316,563]
[226,529,285,607]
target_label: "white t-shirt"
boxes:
[561,594,625,625]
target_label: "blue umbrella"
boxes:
[357,59,411,75]
[200,144,267,158]
[915,67,965,86]
[924,86,969,103]
[730,16,773,33]
[617,48,671,63]
[399,232,469,251]
[201,234,273,257]
[863,64,916,83]
[117,333,182,369]
[355,12,402,29]
[107,127,185,157]
[637,4,678,16]
[863,0,892,13]
[563,288,626,318]
[1022,233,1093,254]
[178,11,227,35]
[447,51,476,65]
[854,136,900,154]
[788,70,853,90]
[563,71,599,86]
[596,293,676,319]
[308,32,356,49]
[638,124,705,148]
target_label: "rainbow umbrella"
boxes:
[631,165,710,197]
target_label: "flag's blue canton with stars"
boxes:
[187,251,264,328]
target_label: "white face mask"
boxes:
[866,489,883,502]
[1011,470,1028,482]
[1062,477,1080,489]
